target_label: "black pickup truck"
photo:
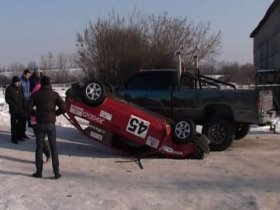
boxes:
[115,69,275,151]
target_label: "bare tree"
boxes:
[27,61,38,71]
[40,52,55,70]
[217,62,255,85]
[56,53,68,69]
[68,53,80,68]
[76,11,222,84]
[8,63,25,76]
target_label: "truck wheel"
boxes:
[202,118,234,151]
[82,80,106,106]
[172,118,195,144]
[104,82,114,94]
[235,123,250,140]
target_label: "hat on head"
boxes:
[12,76,20,83]
[34,66,41,73]
[40,76,50,86]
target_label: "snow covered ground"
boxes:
[0,86,280,210]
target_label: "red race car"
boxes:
[64,80,209,159]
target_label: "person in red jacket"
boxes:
[29,76,65,179]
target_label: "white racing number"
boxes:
[126,115,150,139]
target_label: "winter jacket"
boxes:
[29,73,42,92]
[29,85,65,123]
[5,84,26,114]
[20,76,31,100]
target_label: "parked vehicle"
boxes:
[115,68,275,151]
[64,81,210,159]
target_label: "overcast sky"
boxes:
[0,0,273,67]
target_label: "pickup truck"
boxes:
[115,68,275,151]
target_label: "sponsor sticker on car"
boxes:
[90,131,103,141]
[146,136,160,149]
[126,115,150,139]
[69,105,83,117]
[100,110,112,121]
[83,111,104,124]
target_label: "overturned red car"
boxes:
[64,80,209,159]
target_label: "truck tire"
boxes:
[82,80,106,106]
[202,118,235,151]
[235,123,250,140]
[104,82,114,94]
[172,118,195,144]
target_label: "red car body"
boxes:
[65,82,208,159]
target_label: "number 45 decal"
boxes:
[126,115,150,139]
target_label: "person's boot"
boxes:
[54,169,61,179]
[54,173,61,179]
[32,171,42,178]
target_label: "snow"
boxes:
[1,86,280,210]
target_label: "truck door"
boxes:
[115,71,174,118]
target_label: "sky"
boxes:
[0,0,274,67]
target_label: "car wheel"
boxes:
[235,123,250,140]
[82,80,106,106]
[202,118,234,151]
[172,118,195,144]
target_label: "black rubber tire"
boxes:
[172,118,196,144]
[235,123,250,140]
[191,133,210,154]
[104,82,114,94]
[82,80,106,106]
[202,118,235,151]
[188,147,204,160]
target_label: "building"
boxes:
[250,0,280,110]
[250,0,280,69]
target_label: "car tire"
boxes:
[172,118,196,144]
[202,117,234,151]
[82,80,106,106]
[235,123,250,140]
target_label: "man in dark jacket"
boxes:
[29,76,65,179]
[5,76,26,144]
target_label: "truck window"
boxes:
[181,73,195,89]
[125,71,174,90]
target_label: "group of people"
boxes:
[4,67,65,179]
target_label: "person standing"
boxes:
[29,76,65,179]
[30,82,51,162]
[29,66,42,92]
[20,69,31,139]
[5,76,26,144]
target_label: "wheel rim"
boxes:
[208,123,226,144]
[85,82,102,100]
[175,121,191,139]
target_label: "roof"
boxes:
[250,0,280,37]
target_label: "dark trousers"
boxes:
[35,123,59,174]
[10,113,25,141]
[33,125,50,158]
